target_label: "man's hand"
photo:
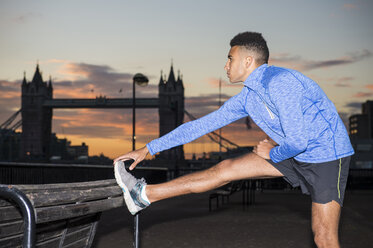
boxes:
[253,139,274,160]
[113,146,149,170]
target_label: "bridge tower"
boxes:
[21,64,53,160]
[158,64,185,162]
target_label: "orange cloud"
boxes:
[353,92,373,98]
[335,82,350,87]
[2,92,20,99]
[52,62,138,99]
[45,59,70,64]
[58,63,90,80]
[53,88,95,98]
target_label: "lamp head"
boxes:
[133,73,149,87]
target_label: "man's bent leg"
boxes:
[312,201,341,248]
[146,152,283,203]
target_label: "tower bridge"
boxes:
[19,64,184,162]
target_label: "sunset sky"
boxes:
[0,0,372,159]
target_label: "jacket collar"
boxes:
[243,63,268,90]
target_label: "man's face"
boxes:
[224,46,250,83]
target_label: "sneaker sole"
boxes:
[114,161,140,215]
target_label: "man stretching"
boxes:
[114,32,354,248]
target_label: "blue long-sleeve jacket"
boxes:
[147,64,354,163]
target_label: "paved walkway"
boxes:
[92,189,373,248]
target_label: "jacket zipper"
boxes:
[249,88,275,119]
[264,103,274,119]
[248,88,284,138]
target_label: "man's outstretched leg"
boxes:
[115,152,283,214]
[312,201,341,248]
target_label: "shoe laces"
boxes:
[138,177,146,184]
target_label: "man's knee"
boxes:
[210,152,281,181]
[312,219,337,247]
[312,201,340,248]
[313,233,325,248]
[313,228,337,248]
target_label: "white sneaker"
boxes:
[114,160,150,215]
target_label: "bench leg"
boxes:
[134,214,140,248]
[209,194,218,211]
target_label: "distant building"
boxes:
[50,133,89,162]
[362,100,373,138]
[349,114,369,138]
[349,100,373,139]
[350,139,373,169]
[67,142,88,160]
[349,100,373,169]
[49,133,69,159]
[0,129,21,161]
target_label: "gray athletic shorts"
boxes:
[266,156,351,206]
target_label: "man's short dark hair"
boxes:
[230,32,269,64]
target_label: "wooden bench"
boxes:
[0,179,124,248]
[208,180,256,211]
[209,180,244,211]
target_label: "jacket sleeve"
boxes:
[268,73,308,162]
[146,89,248,155]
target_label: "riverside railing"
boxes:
[0,161,168,184]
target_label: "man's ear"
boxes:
[245,56,253,68]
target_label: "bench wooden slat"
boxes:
[0,220,23,238]
[0,233,23,248]
[37,214,100,246]
[36,227,65,243]
[36,197,123,223]
[36,237,61,248]
[0,222,66,247]
[0,205,22,222]
[64,214,99,234]
[27,186,122,208]
[66,222,93,235]
[0,220,67,246]
[35,237,61,248]
[62,237,89,248]
[63,226,91,247]
[13,179,117,192]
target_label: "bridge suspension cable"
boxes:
[0,110,22,140]
[0,109,21,129]
[184,110,240,151]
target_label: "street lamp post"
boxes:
[132,73,149,151]
[131,73,148,248]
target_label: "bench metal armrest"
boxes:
[0,185,35,248]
